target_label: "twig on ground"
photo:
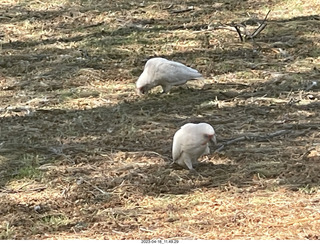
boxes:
[164,4,174,10]
[247,10,271,39]
[282,124,319,130]
[0,106,32,115]
[139,227,154,232]
[233,23,243,42]
[171,6,194,14]
[80,178,110,196]
[0,186,47,194]
[112,230,128,235]
[139,151,171,160]
[214,129,290,152]
[101,149,171,161]
[215,127,314,153]
[269,217,320,227]
[232,10,271,42]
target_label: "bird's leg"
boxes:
[183,154,195,171]
[189,168,198,174]
[161,84,172,94]
[189,168,203,177]
[192,160,199,167]
[167,160,175,166]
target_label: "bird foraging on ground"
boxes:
[172,123,216,171]
[136,57,203,95]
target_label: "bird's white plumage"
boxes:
[136,57,203,94]
[172,123,216,170]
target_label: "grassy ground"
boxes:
[1,0,320,240]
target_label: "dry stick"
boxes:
[82,178,110,196]
[282,124,319,130]
[246,9,271,40]
[172,6,194,14]
[164,4,174,10]
[262,9,272,22]
[233,9,271,42]
[1,186,47,194]
[248,23,267,39]
[139,227,154,232]
[269,217,320,227]
[214,129,290,153]
[101,149,171,161]
[234,24,243,42]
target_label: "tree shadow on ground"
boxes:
[1,66,319,191]
[3,0,318,85]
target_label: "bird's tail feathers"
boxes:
[195,76,205,80]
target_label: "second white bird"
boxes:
[172,123,216,171]
[136,57,203,95]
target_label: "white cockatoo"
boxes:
[136,57,203,95]
[172,123,216,171]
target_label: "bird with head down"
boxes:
[136,57,203,95]
[172,122,216,171]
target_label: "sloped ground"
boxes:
[0,0,320,240]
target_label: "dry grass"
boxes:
[1,0,320,240]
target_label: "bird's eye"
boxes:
[205,134,213,139]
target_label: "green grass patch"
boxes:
[14,154,44,181]
[16,165,43,181]
[41,214,71,227]
[0,222,15,240]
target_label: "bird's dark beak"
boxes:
[136,88,143,96]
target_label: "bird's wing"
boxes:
[172,124,200,161]
[154,60,202,85]
[172,129,184,161]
